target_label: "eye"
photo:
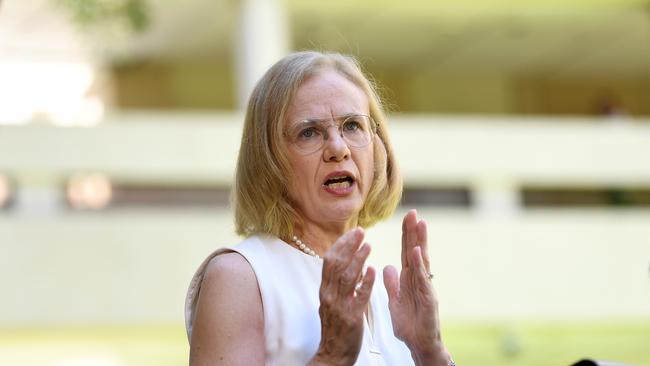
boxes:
[297,126,321,140]
[343,117,364,132]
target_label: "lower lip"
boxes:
[323,181,355,196]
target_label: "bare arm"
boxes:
[189,252,265,365]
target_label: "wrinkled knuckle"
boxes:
[320,293,335,308]
[340,272,355,286]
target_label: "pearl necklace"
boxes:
[292,235,366,292]
[291,236,321,259]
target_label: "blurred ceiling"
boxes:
[95,0,650,79]
[2,0,649,80]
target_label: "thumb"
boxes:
[383,265,400,302]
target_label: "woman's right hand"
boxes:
[309,228,375,366]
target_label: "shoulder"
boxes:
[190,251,265,364]
[192,234,271,303]
[197,251,262,319]
[205,251,257,283]
[198,251,262,321]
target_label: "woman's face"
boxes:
[284,68,375,230]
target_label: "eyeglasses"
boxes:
[284,114,378,155]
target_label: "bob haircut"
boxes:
[234,50,402,239]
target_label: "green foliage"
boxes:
[58,0,149,33]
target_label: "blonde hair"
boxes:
[233,51,402,239]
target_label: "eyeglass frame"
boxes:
[282,114,380,155]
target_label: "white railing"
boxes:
[0,112,648,325]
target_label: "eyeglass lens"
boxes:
[288,115,374,153]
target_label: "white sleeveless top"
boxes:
[185,234,414,366]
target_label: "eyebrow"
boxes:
[300,113,362,124]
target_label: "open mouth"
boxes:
[324,175,354,189]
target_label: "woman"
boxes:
[186,51,454,365]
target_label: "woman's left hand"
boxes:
[383,210,451,366]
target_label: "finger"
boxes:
[321,229,365,301]
[411,246,435,298]
[323,228,365,275]
[352,266,375,311]
[416,219,431,271]
[382,265,399,303]
[401,210,418,269]
[338,243,371,297]
[412,246,441,333]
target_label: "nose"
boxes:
[322,125,350,162]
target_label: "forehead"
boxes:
[286,69,369,124]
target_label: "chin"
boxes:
[322,199,363,222]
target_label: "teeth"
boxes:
[329,175,348,180]
[327,181,351,189]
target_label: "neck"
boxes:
[294,217,358,257]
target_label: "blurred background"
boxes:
[1,0,649,365]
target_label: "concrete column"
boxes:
[234,0,290,108]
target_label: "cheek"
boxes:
[293,159,311,180]
[288,156,314,197]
